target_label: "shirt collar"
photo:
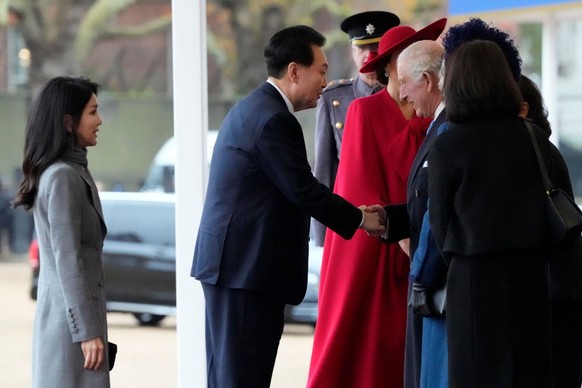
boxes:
[267,78,295,113]
[427,102,446,135]
[434,101,445,123]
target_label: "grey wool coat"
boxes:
[32,148,110,388]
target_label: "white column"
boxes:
[172,0,208,387]
[541,12,559,146]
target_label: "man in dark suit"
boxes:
[368,39,447,388]
[191,25,385,388]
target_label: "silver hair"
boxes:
[438,59,445,91]
[397,40,444,87]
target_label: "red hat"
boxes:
[360,17,447,73]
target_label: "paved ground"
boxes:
[0,253,314,387]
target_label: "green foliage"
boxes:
[519,23,542,75]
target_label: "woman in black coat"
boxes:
[520,74,582,387]
[428,40,558,387]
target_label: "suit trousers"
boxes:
[202,283,286,388]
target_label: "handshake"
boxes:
[358,204,387,237]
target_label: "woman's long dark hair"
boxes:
[14,76,100,209]
[519,75,552,135]
[444,40,522,123]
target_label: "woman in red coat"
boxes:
[307,18,446,388]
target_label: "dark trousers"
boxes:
[403,282,423,388]
[201,283,285,388]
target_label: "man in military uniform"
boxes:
[311,10,400,246]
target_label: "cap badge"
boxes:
[366,23,375,35]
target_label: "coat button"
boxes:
[332,99,340,107]
[335,122,343,129]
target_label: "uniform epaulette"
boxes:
[324,78,354,92]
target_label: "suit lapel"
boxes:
[69,162,107,237]
[408,110,447,188]
[262,82,288,107]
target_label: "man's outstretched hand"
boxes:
[358,205,386,236]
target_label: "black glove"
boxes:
[408,282,446,317]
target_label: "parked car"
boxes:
[140,131,218,193]
[30,191,176,325]
[29,191,320,326]
[284,243,321,326]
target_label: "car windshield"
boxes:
[103,201,175,246]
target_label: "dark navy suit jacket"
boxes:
[192,82,362,305]
[385,110,447,254]
[383,109,447,388]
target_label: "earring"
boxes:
[384,67,390,78]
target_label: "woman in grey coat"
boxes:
[14,76,110,387]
